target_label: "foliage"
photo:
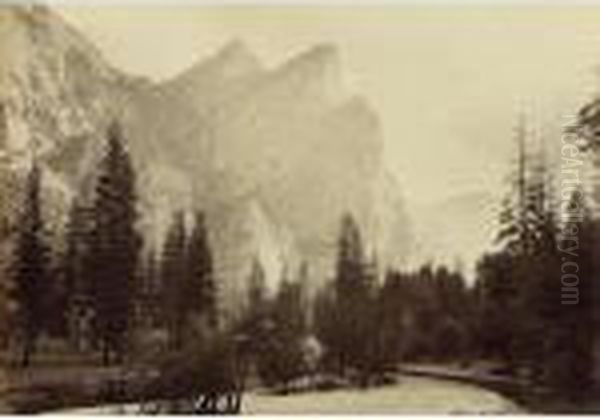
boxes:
[89,122,141,364]
[10,161,51,366]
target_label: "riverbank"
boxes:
[0,364,136,414]
[53,375,522,415]
[244,375,523,414]
[6,361,600,414]
[397,363,600,414]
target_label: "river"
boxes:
[55,375,523,415]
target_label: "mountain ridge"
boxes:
[0,6,411,316]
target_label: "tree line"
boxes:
[233,116,599,399]
[6,123,217,367]
[474,117,597,400]
[3,114,599,404]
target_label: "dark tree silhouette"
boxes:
[187,211,217,329]
[137,247,162,329]
[257,279,308,391]
[90,123,141,365]
[544,191,595,399]
[328,213,375,380]
[475,252,519,365]
[474,113,598,399]
[247,258,267,312]
[161,211,188,351]
[11,161,51,367]
[371,270,406,370]
[240,258,269,353]
[60,201,95,341]
[476,116,551,373]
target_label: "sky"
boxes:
[56,5,600,272]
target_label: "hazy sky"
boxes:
[57,6,600,270]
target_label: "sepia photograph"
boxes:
[0,0,600,414]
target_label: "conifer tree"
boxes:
[243,257,269,345]
[161,211,187,350]
[187,211,217,329]
[545,191,595,398]
[330,213,374,378]
[11,161,50,367]
[90,122,141,364]
[61,201,94,338]
[258,279,308,390]
[139,247,160,328]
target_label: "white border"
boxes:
[4,0,600,6]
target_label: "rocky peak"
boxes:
[266,43,342,106]
[0,9,411,313]
[165,39,262,97]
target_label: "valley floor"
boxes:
[243,376,523,415]
[6,358,599,414]
[50,374,522,415]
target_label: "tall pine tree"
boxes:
[545,191,595,398]
[330,213,374,379]
[258,279,308,390]
[161,211,187,351]
[61,200,94,341]
[187,211,217,330]
[11,161,50,367]
[90,122,141,364]
[237,257,271,362]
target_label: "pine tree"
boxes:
[373,270,406,371]
[313,282,338,370]
[61,201,94,340]
[243,257,269,348]
[501,150,555,379]
[11,161,50,367]
[187,211,217,329]
[245,257,269,326]
[90,122,141,364]
[330,213,374,380]
[161,211,187,351]
[295,262,311,331]
[139,247,160,329]
[225,257,271,386]
[545,191,595,398]
[477,115,532,370]
[497,113,533,254]
[476,113,594,389]
[258,279,308,391]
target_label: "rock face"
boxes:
[0,6,411,315]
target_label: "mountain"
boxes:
[0,6,411,316]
